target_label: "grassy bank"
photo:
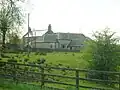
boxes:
[1,52,88,69]
[0,80,41,90]
[0,79,62,90]
[0,52,116,89]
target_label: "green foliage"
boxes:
[7,31,21,44]
[0,80,59,90]
[0,57,75,89]
[34,52,47,56]
[0,52,118,89]
[81,28,120,85]
[0,0,24,52]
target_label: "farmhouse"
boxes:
[23,24,89,51]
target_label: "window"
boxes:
[61,45,65,48]
[50,44,52,48]
[63,45,65,48]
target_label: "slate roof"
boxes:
[44,34,57,42]
[56,33,85,40]
[45,30,54,34]
[68,39,84,47]
[57,33,69,39]
[57,39,71,45]
[69,33,85,40]
[43,32,87,45]
[24,28,89,47]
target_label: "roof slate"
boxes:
[24,30,88,46]
[68,38,85,46]
[44,34,57,42]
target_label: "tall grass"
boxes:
[0,52,115,89]
[0,79,78,90]
[0,79,63,90]
[0,80,40,90]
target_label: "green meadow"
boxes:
[0,52,115,90]
[0,79,59,90]
[2,52,88,69]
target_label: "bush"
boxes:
[81,28,120,86]
[65,52,67,54]
[34,52,39,55]
[39,52,47,56]
[72,53,75,56]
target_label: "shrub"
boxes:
[81,28,120,86]
[39,52,47,56]
[34,52,39,55]
[72,53,75,56]
[65,52,67,54]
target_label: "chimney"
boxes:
[48,24,51,31]
[45,24,53,34]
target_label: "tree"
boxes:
[0,0,24,52]
[7,31,21,44]
[81,28,120,85]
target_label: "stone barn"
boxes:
[23,24,89,51]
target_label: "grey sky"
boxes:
[23,0,120,37]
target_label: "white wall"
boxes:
[35,42,56,49]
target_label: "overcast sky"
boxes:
[23,0,120,37]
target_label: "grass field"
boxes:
[0,52,115,90]
[1,52,89,69]
[0,79,60,90]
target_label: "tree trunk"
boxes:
[2,31,6,53]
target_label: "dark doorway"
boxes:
[50,45,52,48]
[62,45,65,48]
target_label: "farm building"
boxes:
[23,24,89,51]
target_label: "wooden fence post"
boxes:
[41,66,45,88]
[4,62,7,75]
[118,74,120,90]
[13,63,17,83]
[76,70,79,90]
